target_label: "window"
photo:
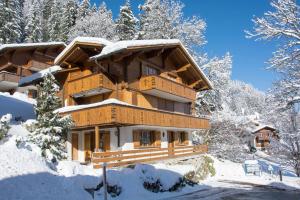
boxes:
[158,98,174,112]
[140,130,155,146]
[143,64,159,76]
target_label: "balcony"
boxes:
[68,73,115,98]
[62,103,210,129]
[0,71,19,91]
[139,75,196,102]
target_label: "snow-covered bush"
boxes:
[23,119,38,132]
[29,73,73,162]
[0,114,12,140]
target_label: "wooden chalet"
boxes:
[249,125,279,150]
[20,37,211,168]
[0,42,65,97]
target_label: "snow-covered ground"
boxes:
[1,125,299,200]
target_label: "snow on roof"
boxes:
[19,65,62,86]
[0,42,65,53]
[90,39,181,60]
[90,39,213,89]
[54,37,113,64]
[56,98,131,113]
[244,160,258,165]
[250,125,276,133]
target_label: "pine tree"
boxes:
[60,0,78,42]
[116,0,137,40]
[69,2,118,41]
[0,0,23,43]
[48,0,63,41]
[77,0,91,19]
[25,0,43,42]
[138,0,206,49]
[30,73,73,162]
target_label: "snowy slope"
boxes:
[0,125,93,200]
[0,92,35,120]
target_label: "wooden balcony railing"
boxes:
[139,75,196,102]
[0,71,20,83]
[63,103,210,129]
[92,144,208,168]
[68,73,114,98]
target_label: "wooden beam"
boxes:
[144,49,164,59]
[176,63,191,73]
[95,126,99,151]
[189,79,203,88]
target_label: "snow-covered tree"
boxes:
[77,0,91,19]
[0,0,23,43]
[247,0,300,175]
[138,0,206,49]
[116,0,138,40]
[24,0,43,42]
[60,0,78,41]
[30,73,73,162]
[246,0,300,110]
[48,0,63,41]
[0,114,12,140]
[69,2,117,41]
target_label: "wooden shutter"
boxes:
[133,130,140,148]
[154,131,161,147]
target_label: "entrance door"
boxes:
[100,131,110,151]
[72,133,78,160]
[84,131,95,162]
[168,131,175,156]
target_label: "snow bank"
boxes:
[56,98,132,113]
[0,125,93,200]
[19,65,62,86]
[0,92,36,120]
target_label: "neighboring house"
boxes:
[20,37,212,165]
[0,42,65,97]
[248,124,279,150]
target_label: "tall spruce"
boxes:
[48,0,63,41]
[31,73,73,162]
[77,0,91,19]
[0,0,23,43]
[116,0,137,40]
[60,0,78,41]
[25,0,43,42]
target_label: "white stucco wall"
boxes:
[78,132,85,162]
[66,131,72,160]
[161,130,168,148]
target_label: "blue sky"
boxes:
[92,0,278,91]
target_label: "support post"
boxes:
[95,126,99,151]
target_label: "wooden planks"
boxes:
[139,75,196,101]
[67,73,114,97]
[92,144,208,168]
[64,103,210,129]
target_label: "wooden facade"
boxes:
[0,43,65,93]
[21,38,211,165]
[253,127,279,150]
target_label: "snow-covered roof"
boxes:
[0,42,65,53]
[55,98,131,113]
[250,125,276,133]
[54,37,113,64]
[90,39,181,60]
[19,65,62,86]
[90,39,213,89]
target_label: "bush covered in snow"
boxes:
[0,114,12,140]
[29,73,73,162]
[23,119,38,132]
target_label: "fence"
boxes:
[92,144,208,168]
